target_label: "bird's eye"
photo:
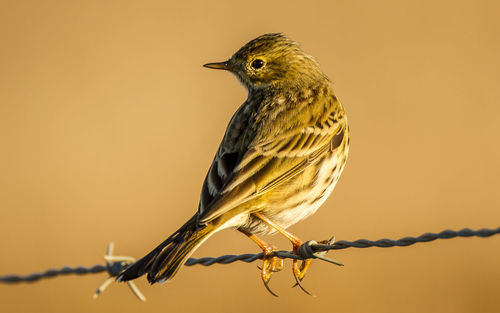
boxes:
[251,59,265,69]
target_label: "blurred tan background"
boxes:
[1,0,499,312]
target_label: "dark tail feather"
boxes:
[116,215,215,284]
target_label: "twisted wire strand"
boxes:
[1,226,499,284]
[0,265,107,283]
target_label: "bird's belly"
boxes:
[240,150,347,235]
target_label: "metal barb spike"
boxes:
[93,242,146,302]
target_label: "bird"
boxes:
[117,33,349,296]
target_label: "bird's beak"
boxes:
[203,60,230,71]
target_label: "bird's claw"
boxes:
[291,258,314,296]
[260,254,283,297]
[289,236,340,296]
[292,258,311,281]
[292,276,314,296]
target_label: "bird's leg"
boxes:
[238,228,282,297]
[252,213,312,294]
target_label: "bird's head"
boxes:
[204,33,327,91]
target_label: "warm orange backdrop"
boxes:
[1,1,499,312]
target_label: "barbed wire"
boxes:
[1,226,499,300]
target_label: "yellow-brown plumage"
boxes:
[117,33,349,292]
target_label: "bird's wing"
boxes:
[197,97,346,225]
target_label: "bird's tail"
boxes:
[116,215,216,284]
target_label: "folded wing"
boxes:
[197,95,346,225]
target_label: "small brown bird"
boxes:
[117,33,349,295]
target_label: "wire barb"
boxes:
[0,226,499,300]
[93,242,146,302]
